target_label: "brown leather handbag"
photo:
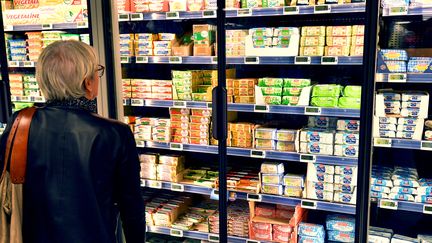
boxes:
[0,107,37,243]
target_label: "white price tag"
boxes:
[300,154,316,163]
[208,234,220,242]
[237,8,252,16]
[247,240,261,243]
[168,56,182,64]
[166,12,180,19]
[148,180,162,189]
[202,10,217,18]
[140,179,146,187]
[170,142,184,151]
[254,105,269,113]
[170,229,183,237]
[388,73,407,83]
[321,56,338,65]
[131,99,145,106]
[77,21,88,28]
[34,97,45,102]
[424,204,432,214]
[421,141,432,151]
[283,6,299,14]
[136,56,149,63]
[211,56,218,64]
[244,56,260,64]
[136,140,146,148]
[301,200,318,209]
[4,25,13,31]
[389,5,408,16]
[247,193,262,202]
[120,56,131,63]
[10,96,18,102]
[170,183,185,192]
[314,4,331,13]
[123,99,129,106]
[295,56,311,65]
[23,61,34,67]
[250,150,266,158]
[173,100,187,108]
[8,61,19,67]
[379,199,398,210]
[118,13,130,21]
[304,106,322,115]
[42,23,53,30]
[130,13,144,21]
[374,138,392,147]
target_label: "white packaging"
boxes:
[309,181,334,191]
[306,186,334,201]
[376,92,429,118]
[334,145,359,157]
[300,142,334,155]
[335,132,360,145]
[380,117,397,124]
[307,163,334,183]
[261,161,284,174]
[379,123,397,131]
[333,188,357,204]
[389,193,415,202]
[300,129,335,144]
[391,234,419,243]
[334,174,357,186]
[309,163,335,175]
[337,119,360,132]
[335,166,358,176]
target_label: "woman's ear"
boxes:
[84,78,94,99]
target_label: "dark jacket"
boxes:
[0,103,145,243]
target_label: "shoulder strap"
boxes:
[2,107,37,184]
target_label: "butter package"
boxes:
[334,174,357,185]
[396,125,416,132]
[335,132,359,145]
[350,45,364,56]
[335,166,357,176]
[284,186,303,197]
[381,92,402,101]
[396,131,415,139]
[343,85,362,98]
[308,117,337,129]
[261,87,283,96]
[417,186,432,196]
[325,46,351,56]
[326,26,352,37]
[299,235,325,243]
[338,97,361,109]
[401,92,428,102]
[255,127,277,139]
[326,36,352,46]
[369,231,392,243]
[261,184,283,195]
[408,58,432,73]
[389,193,415,202]
[311,163,335,174]
[258,78,284,87]
[255,139,276,150]
[402,101,422,109]
[276,129,297,142]
[298,223,325,238]
[371,178,393,187]
[384,101,401,109]
[380,117,397,124]
[300,142,334,155]
[282,96,300,105]
[283,174,304,187]
[351,35,364,46]
[385,61,407,73]
[301,26,326,36]
[327,230,355,242]
[307,188,334,201]
[391,187,418,195]
[417,234,432,243]
[334,145,359,157]
[300,46,325,56]
[283,87,303,96]
[334,184,356,193]
[312,84,342,97]
[300,129,335,144]
[310,181,334,191]
[326,214,355,232]
[380,49,408,61]
[284,78,311,87]
[415,195,432,203]
[276,141,296,151]
[337,120,360,132]
[352,25,365,35]
[371,185,391,194]
[334,190,357,204]
[311,97,339,107]
[261,173,284,184]
[263,95,282,105]
[261,161,284,174]
[391,234,419,243]
[300,36,325,46]
[249,27,273,37]
[393,179,420,188]
[307,171,334,183]
[370,192,389,199]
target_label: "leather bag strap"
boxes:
[2,107,37,184]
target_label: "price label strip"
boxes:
[295,56,311,65]
[321,56,338,65]
[374,138,392,148]
[173,100,187,108]
[166,12,180,19]
[208,234,220,242]
[247,240,261,243]
[4,25,13,31]
[123,99,129,106]
[424,204,432,214]
[283,6,299,14]
[169,56,182,64]
[120,56,130,64]
[77,21,89,28]
[170,229,184,237]
[136,140,146,148]
[202,10,217,18]
[42,23,53,30]
[250,150,266,158]
[421,141,432,151]
[23,61,34,67]
[140,179,146,187]
[130,13,144,21]
[131,99,145,106]
[237,8,252,16]
[170,142,184,151]
[247,193,262,202]
[389,5,408,16]
[388,73,407,83]
[379,199,398,210]
[244,56,260,64]
[304,106,322,115]
[254,105,269,113]
[300,154,316,163]
[118,13,130,21]
[170,183,185,192]
[8,61,19,67]
[314,4,331,13]
[211,56,218,64]
[136,56,149,63]
[148,180,163,189]
[301,200,318,210]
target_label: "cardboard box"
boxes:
[193,24,216,46]
[172,42,193,56]
[193,44,213,56]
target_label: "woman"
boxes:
[1,41,145,242]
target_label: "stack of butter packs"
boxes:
[250,27,298,49]
[300,26,326,56]
[227,78,257,104]
[310,84,361,108]
[145,194,192,227]
[258,78,311,106]
[7,37,27,61]
[226,29,248,57]
[172,199,219,232]
[326,25,364,56]
[254,126,298,152]
[375,90,429,140]
[139,153,185,182]
[208,201,250,237]
[26,32,43,61]
[133,117,171,143]
[378,49,408,73]
[326,214,356,242]
[122,79,173,100]
[9,73,41,98]
[300,116,361,157]
[170,108,212,145]
[306,163,358,204]
[226,122,255,148]
[260,161,305,198]
[298,222,325,243]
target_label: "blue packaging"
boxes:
[298,223,325,238]
[370,192,389,199]
[371,178,393,187]
[380,49,408,61]
[384,61,407,73]
[335,166,357,176]
[334,174,356,185]
[415,195,432,203]
[408,58,432,73]
[371,185,391,194]
[299,235,325,243]
[393,179,420,188]
[389,193,415,201]
[391,234,419,243]
[327,230,355,242]
[326,214,355,232]
[314,164,335,174]
[391,187,418,195]
[418,187,432,196]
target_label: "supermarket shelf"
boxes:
[10,95,45,103]
[225,3,366,17]
[124,99,361,118]
[120,56,217,64]
[8,61,36,68]
[141,179,356,214]
[376,73,432,83]
[146,225,271,243]
[373,138,432,151]
[374,199,432,214]
[137,141,358,166]
[382,4,432,17]
[3,22,88,32]
[226,56,363,65]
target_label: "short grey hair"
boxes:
[36,40,98,100]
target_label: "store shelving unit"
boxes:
[382,4,432,17]
[376,73,432,83]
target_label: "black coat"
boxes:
[0,104,145,243]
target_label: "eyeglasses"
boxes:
[97,64,105,78]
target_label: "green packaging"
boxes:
[258,78,284,87]
[282,96,300,105]
[261,87,283,96]
[338,97,361,109]
[264,95,282,105]
[310,97,339,107]
[283,79,311,87]
[283,87,302,96]
[343,85,362,98]
[311,84,342,97]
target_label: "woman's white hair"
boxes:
[36,40,98,100]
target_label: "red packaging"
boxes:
[252,222,272,232]
[255,204,276,218]
[273,224,293,234]
[275,209,294,220]
[116,0,131,12]
[276,204,295,211]
[273,230,291,243]
[190,115,210,124]
[250,225,272,241]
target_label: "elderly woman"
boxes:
[1,41,145,242]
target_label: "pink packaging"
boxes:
[275,209,294,220]
[273,230,291,242]
[250,226,272,241]
[273,224,293,234]
[276,204,295,211]
[252,222,272,232]
[116,0,131,12]
[255,204,276,218]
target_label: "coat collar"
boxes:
[45,97,97,113]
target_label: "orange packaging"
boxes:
[131,92,152,99]
[190,115,210,124]
[255,204,276,218]
[169,108,190,115]
[273,230,291,243]
[191,109,211,117]
[171,135,189,144]
[234,88,254,96]
[170,114,190,123]
[116,0,131,12]
[171,128,189,137]
[190,129,209,138]
[190,123,209,131]
[170,121,189,129]
[13,0,39,9]
[190,137,209,145]
[275,209,294,220]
